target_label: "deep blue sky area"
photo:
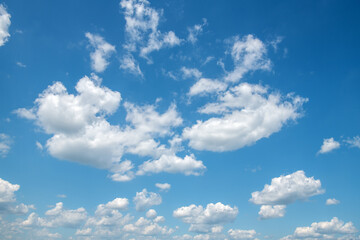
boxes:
[0,1,360,239]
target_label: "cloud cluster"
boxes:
[0,4,11,46]
[187,18,207,44]
[281,217,357,240]
[173,202,238,233]
[183,83,307,151]
[250,171,324,219]
[85,32,116,73]
[15,74,205,181]
[133,189,162,211]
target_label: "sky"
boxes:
[0,0,360,239]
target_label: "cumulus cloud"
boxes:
[258,205,286,219]
[0,4,11,46]
[0,177,33,215]
[173,202,238,233]
[187,18,207,44]
[155,183,171,191]
[228,229,258,239]
[188,78,227,96]
[133,189,162,211]
[183,83,307,151]
[250,171,324,218]
[281,217,357,240]
[16,75,203,180]
[326,198,340,205]
[120,0,181,63]
[0,133,11,157]
[224,34,271,83]
[318,137,340,154]
[85,32,116,73]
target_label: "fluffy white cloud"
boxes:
[0,133,11,157]
[228,229,258,239]
[155,183,171,191]
[326,198,340,205]
[95,198,129,216]
[173,202,238,233]
[123,216,174,237]
[224,35,271,83]
[133,189,162,211]
[281,217,357,239]
[23,202,87,228]
[0,178,33,215]
[318,137,340,154]
[187,18,207,44]
[16,75,202,180]
[181,67,202,79]
[120,0,181,62]
[188,78,227,96]
[137,153,206,176]
[85,32,116,73]
[120,54,144,77]
[258,205,286,219]
[183,83,307,151]
[250,170,324,205]
[0,4,11,46]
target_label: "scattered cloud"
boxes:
[326,198,340,205]
[155,183,171,191]
[173,202,238,233]
[188,78,227,96]
[0,4,11,46]
[56,194,66,199]
[345,136,360,149]
[36,141,43,150]
[85,32,116,73]
[224,34,271,83]
[258,205,286,219]
[120,54,144,77]
[187,18,207,44]
[183,83,307,151]
[228,229,258,240]
[318,137,340,154]
[133,189,162,211]
[281,217,357,240]
[181,67,202,79]
[250,171,324,218]
[0,133,11,157]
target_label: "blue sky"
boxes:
[1,0,360,239]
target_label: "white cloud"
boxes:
[155,183,171,191]
[16,75,201,180]
[23,202,87,228]
[0,133,11,157]
[318,137,340,154]
[224,34,271,83]
[188,78,227,96]
[120,54,144,77]
[133,189,162,211]
[345,136,360,149]
[137,153,206,176]
[183,83,307,151]
[187,18,207,44]
[258,205,286,219]
[0,4,11,46]
[95,198,129,216]
[181,67,202,79]
[76,227,92,236]
[85,32,116,73]
[326,198,340,205]
[173,202,238,233]
[250,170,324,206]
[123,216,174,237]
[281,217,357,239]
[120,0,181,62]
[146,209,157,219]
[228,229,258,239]
[36,141,43,150]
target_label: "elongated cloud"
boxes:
[318,137,340,154]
